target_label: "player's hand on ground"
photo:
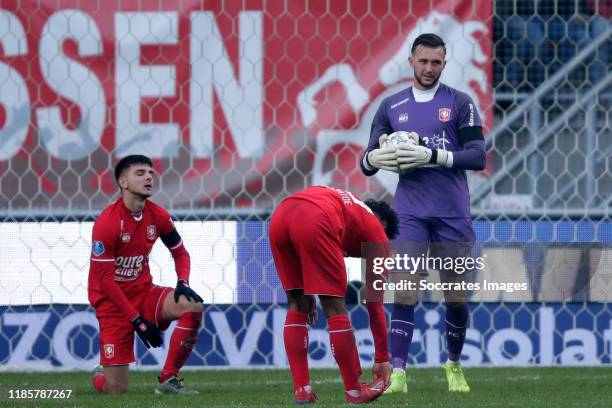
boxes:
[306,295,317,325]
[371,361,392,388]
[366,134,400,173]
[174,280,204,303]
[132,316,163,348]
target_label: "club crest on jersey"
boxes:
[147,225,157,240]
[104,344,114,359]
[92,241,105,256]
[121,233,131,243]
[398,113,408,123]
[439,108,451,122]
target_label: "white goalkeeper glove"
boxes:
[396,143,451,172]
[364,134,400,173]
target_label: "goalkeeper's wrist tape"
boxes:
[430,149,454,168]
[364,151,375,170]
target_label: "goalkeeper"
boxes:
[360,33,486,394]
[269,186,399,404]
[88,155,204,394]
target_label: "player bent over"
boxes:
[88,155,204,394]
[269,186,398,404]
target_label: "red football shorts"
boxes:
[96,284,173,365]
[269,198,347,297]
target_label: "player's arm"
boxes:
[160,220,203,303]
[397,96,486,171]
[361,100,399,175]
[90,228,139,321]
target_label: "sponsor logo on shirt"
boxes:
[121,233,131,243]
[398,113,408,122]
[390,97,410,109]
[439,108,451,122]
[92,241,105,256]
[104,344,114,359]
[146,225,157,240]
[114,255,145,280]
[468,103,474,126]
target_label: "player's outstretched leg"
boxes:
[384,303,414,394]
[444,303,470,392]
[157,302,203,395]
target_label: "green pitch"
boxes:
[0,367,610,407]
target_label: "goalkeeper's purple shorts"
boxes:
[96,284,173,365]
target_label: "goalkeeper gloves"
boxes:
[396,142,450,172]
[174,280,204,303]
[132,316,163,348]
[365,134,400,173]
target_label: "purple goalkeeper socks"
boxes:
[390,304,415,369]
[446,303,468,362]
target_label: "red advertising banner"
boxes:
[0,0,492,214]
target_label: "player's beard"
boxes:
[414,70,441,90]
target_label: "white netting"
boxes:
[0,1,610,369]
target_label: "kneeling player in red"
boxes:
[269,186,398,404]
[88,155,204,394]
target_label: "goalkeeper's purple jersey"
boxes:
[368,83,482,218]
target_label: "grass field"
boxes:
[0,367,610,407]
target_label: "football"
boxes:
[383,131,418,147]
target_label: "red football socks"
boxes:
[160,311,202,383]
[328,314,361,391]
[284,310,310,390]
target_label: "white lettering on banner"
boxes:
[424,310,441,365]
[539,307,554,365]
[462,329,484,365]
[1,308,611,369]
[190,12,263,158]
[52,311,99,368]
[487,329,533,366]
[115,12,179,158]
[211,311,267,367]
[2,312,53,369]
[306,329,334,368]
[297,63,369,127]
[0,11,30,161]
[36,10,105,160]
[604,321,612,360]
[561,329,598,365]
[272,308,287,366]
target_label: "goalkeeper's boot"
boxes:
[294,385,317,404]
[155,376,199,395]
[345,378,385,404]
[444,361,470,392]
[383,369,407,394]
[92,365,105,393]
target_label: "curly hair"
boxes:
[365,199,399,240]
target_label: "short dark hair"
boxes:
[365,199,399,240]
[114,155,153,182]
[411,33,446,55]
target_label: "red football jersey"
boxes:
[286,185,388,256]
[88,198,175,315]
